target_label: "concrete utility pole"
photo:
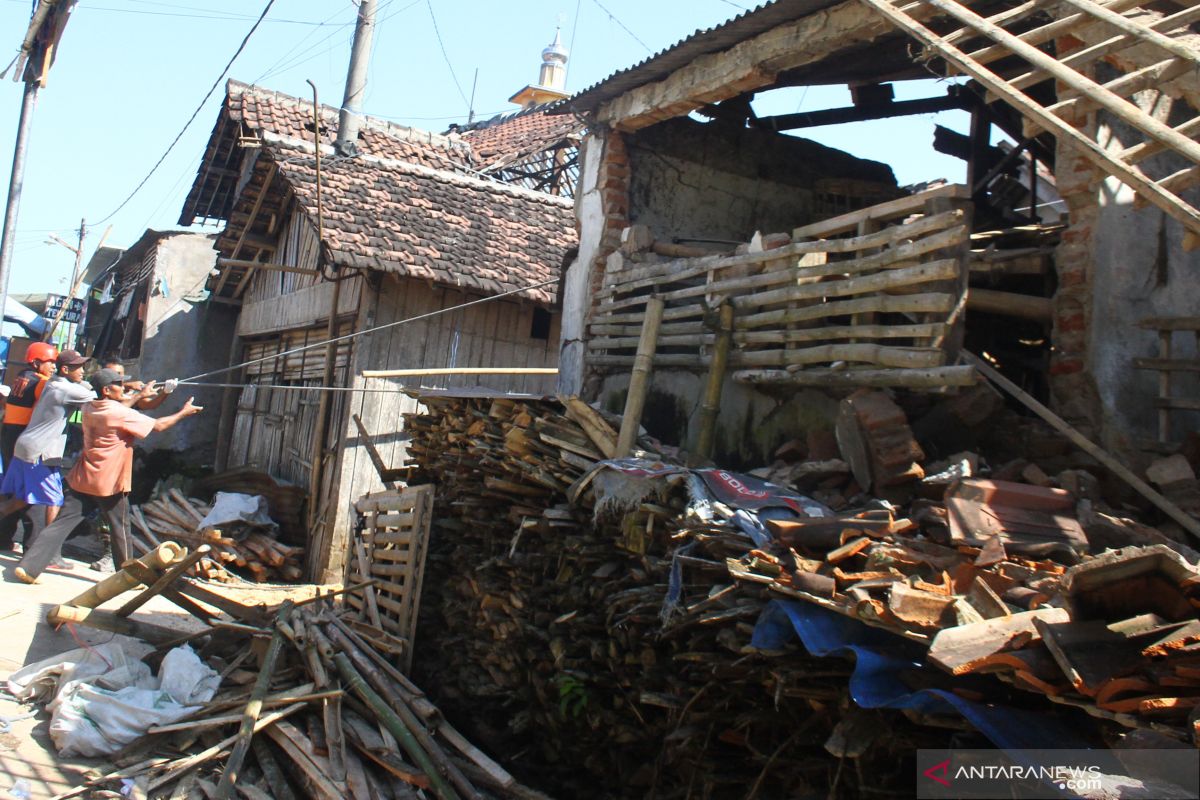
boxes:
[334,0,377,156]
[0,0,77,332]
[0,80,38,325]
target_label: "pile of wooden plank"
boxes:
[41,550,543,800]
[400,391,1200,798]
[130,489,305,583]
[402,394,953,798]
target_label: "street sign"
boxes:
[43,294,86,325]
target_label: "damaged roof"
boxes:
[184,81,578,305]
[179,80,471,225]
[257,134,575,304]
[458,103,583,170]
[561,0,840,115]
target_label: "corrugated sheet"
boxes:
[559,0,840,115]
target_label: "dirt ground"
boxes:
[0,552,206,799]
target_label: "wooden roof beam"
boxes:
[213,160,277,297]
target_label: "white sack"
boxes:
[5,638,153,704]
[197,491,275,533]
[43,644,219,757]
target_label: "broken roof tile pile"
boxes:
[461,105,582,170]
[398,387,1200,798]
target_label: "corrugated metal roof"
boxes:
[559,0,840,115]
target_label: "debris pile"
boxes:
[17,546,542,799]
[403,390,1200,797]
[130,489,305,583]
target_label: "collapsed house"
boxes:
[178,77,582,582]
[555,0,1200,463]
[10,4,1200,799]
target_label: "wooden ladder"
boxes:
[858,0,1200,245]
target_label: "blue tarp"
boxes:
[751,599,1091,751]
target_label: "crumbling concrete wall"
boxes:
[138,233,232,463]
[1053,82,1200,450]
[626,117,897,244]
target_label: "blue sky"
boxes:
[0,0,971,300]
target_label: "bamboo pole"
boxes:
[616,296,664,457]
[362,367,559,378]
[964,351,1200,541]
[333,652,464,800]
[692,302,734,465]
[322,622,481,798]
[115,545,211,618]
[144,703,307,793]
[214,602,294,799]
[63,542,186,609]
[252,736,299,800]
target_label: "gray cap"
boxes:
[90,367,126,393]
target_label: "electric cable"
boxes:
[590,0,652,52]
[425,0,471,111]
[179,277,557,383]
[92,0,278,224]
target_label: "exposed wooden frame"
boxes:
[857,0,1200,241]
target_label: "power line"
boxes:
[253,1,359,83]
[425,0,470,111]
[255,0,418,84]
[93,0,278,225]
[590,0,652,52]
[72,4,335,24]
[182,277,557,382]
[566,0,582,89]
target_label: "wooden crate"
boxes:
[346,485,434,672]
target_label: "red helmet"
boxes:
[26,342,59,364]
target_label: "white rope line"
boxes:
[179,277,558,383]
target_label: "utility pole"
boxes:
[0,0,77,333]
[334,0,377,156]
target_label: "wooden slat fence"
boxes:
[346,485,435,673]
[587,185,974,384]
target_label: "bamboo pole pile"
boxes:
[57,593,550,800]
[128,489,305,583]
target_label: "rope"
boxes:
[181,381,411,393]
[179,277,558,383]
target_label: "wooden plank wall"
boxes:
[320,274,561,582]
[228,321,355,489]
[589,185,972,378]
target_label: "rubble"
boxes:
[130,489,305,583]
[9,548,538,800]
[398,389,1200,797]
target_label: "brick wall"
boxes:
[1048,46,1105,439]
[580,128,631,396]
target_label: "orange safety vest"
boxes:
[3,370,47,427]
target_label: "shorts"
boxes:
[0,457,64,507]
